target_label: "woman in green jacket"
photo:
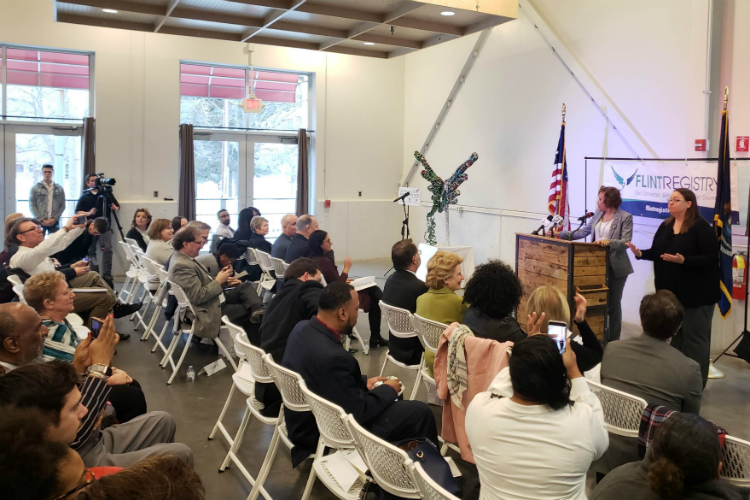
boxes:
[416,251,467,377]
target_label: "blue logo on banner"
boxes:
[611,167,638,191]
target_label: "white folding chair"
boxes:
[208,320,254,450]
[246,354,316,500]
[12,284,27,305]
[254,250,277,296]
[130,250,158,330]
[160,281,235,384]
[300,380,369,500]
[410,461,460,500]
[125,237,140,249]
[345,414,421,499]
[216,339,274,500]
[380,302,423,400]
[6,274,22,287]
[140,264,170,343]
[270,256,288,277]
[586,380,647,437]
[722,435,750,485]
[411,314,447,393]
[117,241,141,303]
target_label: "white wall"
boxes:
[402,0,750,352]
[0,0,405,269]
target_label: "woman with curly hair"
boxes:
[462,260,526,343]
[125,208,152,252]
[416,251,467,376]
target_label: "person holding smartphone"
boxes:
[466,335,609,500]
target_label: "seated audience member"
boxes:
[284,214,319,263]
[24,272,147,423]
[271,214,298,259]
[52,217,109,266]
[595,290,702,475]
[382,239,428,364]
[195,243,264,333]
[7,216,139,322]
[186,221,211,249]
[466,335,609,500]
[214,209,234,239]
[283,283,438,467]
[417,251,467,377]
[0,212,24,267]
[462,260,526,343]
[0,406,95,500]
[168,227,234,341]
[248,216,272,253]
[171,216,187,234]
[145,218,175,266]
[591,413,742,500]
[125,208,152,252]
[257,258,323,414]
[79,455,205,500]
[308,230,385,347]
[526,285,603,375]
[0,307,193,468]
[233,207,257,241]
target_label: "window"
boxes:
[2,47,92,122]
[181,62,311,241]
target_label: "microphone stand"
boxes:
[385,199,411,278]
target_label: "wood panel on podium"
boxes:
[515,233,610,342]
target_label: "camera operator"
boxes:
[76,173,120,287]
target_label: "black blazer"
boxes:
[382,270,428,365]
[271,233,292,259]
[125,228,148,252]
[282,318,397,466]
[248,232,272,254]
[638,217,719,308]
[260,278,323,362]
[284,234,310,263]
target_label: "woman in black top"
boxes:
[627,188,719,386]
[125,208,152,252]
[234,207,261,241]
[247,216,272,254]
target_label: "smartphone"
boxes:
[76,215,87,224]
[82,256,89,262]
[547,320,568,354]
[90,317,104,339]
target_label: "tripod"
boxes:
[99,188,125,241]
[713,249,749,364]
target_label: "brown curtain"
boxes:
[295,128,309,216]
[178,124,196,221]
[82,117,96,186]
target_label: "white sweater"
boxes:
[10,227,84,276]
[465,368,609,500]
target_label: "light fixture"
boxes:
[363,42,375,46]
[102,8,118,13]
[441,11,455,16]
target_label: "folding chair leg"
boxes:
[409,366,423,401]
[140,305,163,341]
[247,423,282,500]
[166,333,193,385]
[160,330,180,367]
[300,440,322,500]
[351,327,369,355]
[151,320,171,353]
[215,336,238,371]
[220,404,251,470]
[209,383,236,441]
[118,276,133,301]
[378,351,390,377]
[131,285,149,322]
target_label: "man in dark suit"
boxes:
[284,215,319,263]
[271,214,297,260]
[282,283,438,467]
[596,290,703,474]
[256,258,324,415]
[382,239,428,364]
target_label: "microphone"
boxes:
[576,212,595,222]
[532,215,554,235]
[393,192,410,203]
[551,215,564,227]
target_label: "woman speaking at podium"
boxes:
[626,188,718,387]
[559,186,633,344]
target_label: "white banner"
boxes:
[601,161,739,223]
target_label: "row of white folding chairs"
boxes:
[207,330,460,500]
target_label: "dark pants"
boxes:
[108,379,147,423]
[222,281,263,341]
[42,221,59,235]
[606,274,628,343]
[361,286,384,343]
[672,304,714,387]
[364,400,438,447]
[88,229,114,281]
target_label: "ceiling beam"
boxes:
[170,7,263,28]
[57,13,154,32]
[159,25,240,41]
[240,0,306,41]
[389,17,462,36]
[271,20,347,39]
[353,33,422,49]
[222,0,292,9]
[323,45,388,59]
[154,0,182,33]
[61,0,165,16]
[245,36,320,51]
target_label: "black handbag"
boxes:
[394,438,461,497]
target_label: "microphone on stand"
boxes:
[532,215,554,235]
[576,212,595,222]
[393,192,410,203]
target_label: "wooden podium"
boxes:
[515,233,610,341]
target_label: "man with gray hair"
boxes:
[284,215,319,264]
[271,214,298,260]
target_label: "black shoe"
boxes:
[104,276,115,289]
[371,338,388,348]
[112,301,143,319]
[249,308,265,324]
[118,333,131,341]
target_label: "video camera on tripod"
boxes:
[92,173,124,240]
[93,173,116,191]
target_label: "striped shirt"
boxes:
[42,318,80,363]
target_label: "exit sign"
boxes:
[242,97,264,113]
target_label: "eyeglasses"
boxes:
[667,198,685,204]
[19,225,41,234]
[53,469,95,499]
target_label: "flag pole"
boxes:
[562,103,566,123]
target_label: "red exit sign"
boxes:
[242,97,264,113]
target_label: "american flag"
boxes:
[548,122,570,230]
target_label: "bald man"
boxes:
[271,214,298,260]
[0,303,48,372]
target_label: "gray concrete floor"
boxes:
[110,259,750,500]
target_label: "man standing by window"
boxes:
[29,164,66,235]
[76,174,120,288]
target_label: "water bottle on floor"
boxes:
[187,366,196,382]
